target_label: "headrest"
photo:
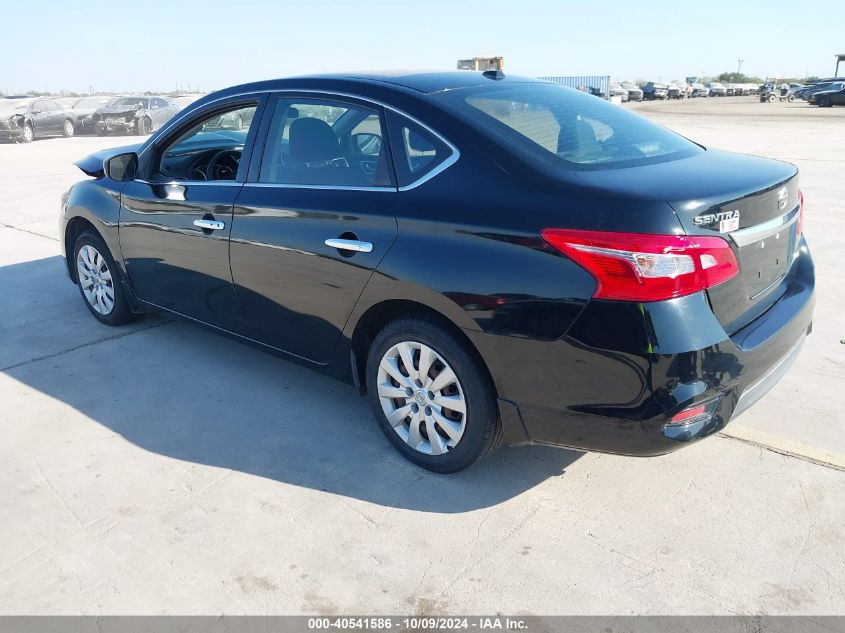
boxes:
[289,117,340,163]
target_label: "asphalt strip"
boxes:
[719,424,845,472]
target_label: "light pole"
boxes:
[737,59,744,77]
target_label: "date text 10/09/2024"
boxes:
[307,617,529,630]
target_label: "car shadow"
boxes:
[2,256,582,513]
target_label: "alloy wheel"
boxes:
[23,125,33,142]
[64,120,74,137]
[376,341,467,455]
[76,245,115,315]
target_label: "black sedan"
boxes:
[0,98,76,142]
[71,96,115,133]
[809,85,845,107]
[94,95,181,136]
[59,72,815,472]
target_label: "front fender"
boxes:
[62,179,125,280]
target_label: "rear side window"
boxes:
[385,111,454,188]
[435,82,701,170]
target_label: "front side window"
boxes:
[435,82,701,169]
[259,98,392,187]
[156,103,257,181]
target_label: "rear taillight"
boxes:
[797,190,804,237]
[664,397,722,441]
[540,229,739,302]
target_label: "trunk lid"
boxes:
[574,149,800,334]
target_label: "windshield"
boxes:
[112,97,148,108]
[434,82,701,169]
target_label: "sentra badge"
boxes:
[692,209,740,233]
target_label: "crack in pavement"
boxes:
[0,221,59,242]
[717,429,845,473]
[0,319,174,372]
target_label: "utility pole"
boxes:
[737,59,744,77]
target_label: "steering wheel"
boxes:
[206,149,241,181]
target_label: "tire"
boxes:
[73,230,136,326]
[821,97,832,108]
[788,94,796,102]
[136,117,151,135]
[63,119,75,137]
[95,125,107,136]
[768,93,777,103]
[365,315,501,473]
[22,123,33,143]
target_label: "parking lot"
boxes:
[0,96,843,615]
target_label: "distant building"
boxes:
[457,56,504,72]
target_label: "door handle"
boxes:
[325,238,373,253]
[193,219,225,231]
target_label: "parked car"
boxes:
[808,76,845,85]
[0,98,76,142]
[71,96,115,133]
[691,83,708,97]
[0,99,29,141]
[706,82,727,97]
[94,95,180,136]
[608,83,629,102]
[620,82,643,101]
[642,82,668,100]
[808,83,845,106]
[60,72,814,473]
[214,107,256,129]
[667,83,682,99]
[800,82,844,102]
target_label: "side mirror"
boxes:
[351,133,381,155]
[103,152,138,181]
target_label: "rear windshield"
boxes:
[434,82,701,170]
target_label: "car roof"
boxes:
[216,71,542,97]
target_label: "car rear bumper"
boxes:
[471,237,815,456]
